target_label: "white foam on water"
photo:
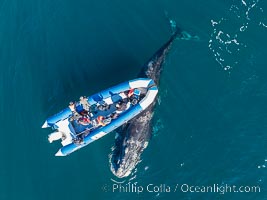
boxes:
[209,0,264,72]
[209,19,242,71]
[257,159,267,169]
[211,20,218,26]
[240,24,248,32]
[224,66,231,71]
[241,0,247,7]
[259,22,267,28]
[128,174,137,181]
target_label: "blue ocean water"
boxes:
[0,0,267,199]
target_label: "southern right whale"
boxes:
[110,21,196,178]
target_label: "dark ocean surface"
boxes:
[0,0,267,199]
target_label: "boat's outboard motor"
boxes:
[48,131,63,143]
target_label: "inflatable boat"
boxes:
[42,78,158,156]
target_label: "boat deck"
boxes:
[67,88,146,139]
[70,102,126,136]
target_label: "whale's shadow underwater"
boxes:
[109,21,197,178]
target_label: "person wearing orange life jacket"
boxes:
[97,116,106,126]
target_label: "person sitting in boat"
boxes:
[79,109,88,117]
[69,101,76,112]
[97,116,106,126]
[128,89,134,98]
[130,98,138,105]
[116,101,127,112]
[78,116,91,126]
[97,116,111,126]
[80,96,91,111]
[97,100,109,111]
[128,88,140,105]
[110,112,119,119]
[69,101,82,120]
